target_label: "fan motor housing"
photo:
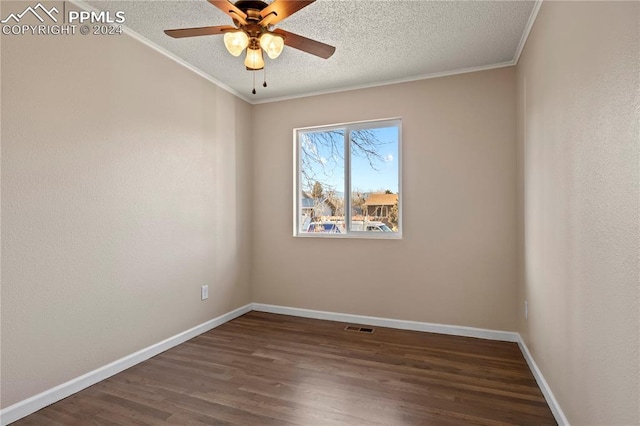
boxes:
[234,0,269,14]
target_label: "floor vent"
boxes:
[344,325,375,333]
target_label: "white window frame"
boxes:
[293,117,402,239]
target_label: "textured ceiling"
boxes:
[84,0,538,103]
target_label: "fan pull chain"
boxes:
[252,70,256,95]
[263,66,267,88]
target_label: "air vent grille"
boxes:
[344,325,375,333]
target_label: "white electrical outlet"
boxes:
[201,285,209,301]
[524,300,528,320]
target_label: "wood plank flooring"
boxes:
[13,312,556,425]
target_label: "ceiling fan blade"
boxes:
[259,0,315,26]
[273,28,335,59]
[207,0,247,24]
[164,25,236,38]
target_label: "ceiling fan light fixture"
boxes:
[259,32,285,59]
[165,0,336,94]
[244,46,265,70]
[223,30,249,57]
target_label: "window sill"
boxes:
[293,232,402,240]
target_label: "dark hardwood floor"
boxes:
[13,311,556,425]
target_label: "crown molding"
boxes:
[251,61,516,105]
[514,0,543,65]
[68,0,541,105]
[68,0,253,104]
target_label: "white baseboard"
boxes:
[252,303,568,426]
[0,303,252,426]
[517,338,570,426]
[251,303,520,342]
[2,302,568,426]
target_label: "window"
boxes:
[294,118,401,238]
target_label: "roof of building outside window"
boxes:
[363,193,398,206]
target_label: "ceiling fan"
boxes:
[164,0,336,94]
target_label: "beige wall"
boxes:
[252,68,518,331]
[0,5,253,408]
[516,1,639,424]
[4,1,638,422]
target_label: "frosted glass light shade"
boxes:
[244,47,265,70]
[259,32,285,59]
[223,31,249,57]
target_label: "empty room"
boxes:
[1,0,638,425]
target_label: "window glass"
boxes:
[298,129,345,234]
[349,125,400,233]
[296,119,401,238]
